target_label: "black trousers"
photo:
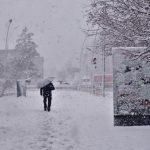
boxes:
[43,96,52,110]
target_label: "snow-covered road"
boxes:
[0,89,150,150]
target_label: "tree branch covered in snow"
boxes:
[86,0,150,61]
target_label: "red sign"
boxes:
[94,74,113,83]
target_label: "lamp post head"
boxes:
[9,19,12,23]
[5,19,13,50]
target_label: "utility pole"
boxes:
[101,27,107,97]
[78,33,89,90]
[102,44,106,97]
[5,19,12,50]
[86,47,96,94]
[90,49,94,94]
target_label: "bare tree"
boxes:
[86,0,150,61]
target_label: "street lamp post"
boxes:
[86,47,96,94]
[5,19,12,50]
[102,44,106,97]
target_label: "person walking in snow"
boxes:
[40,81,55,111]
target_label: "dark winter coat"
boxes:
[40,82,55,98]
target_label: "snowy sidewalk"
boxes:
[0,89,150,150]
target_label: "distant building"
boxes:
[0,49,44,82]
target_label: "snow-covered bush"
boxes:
[113,47,150,115]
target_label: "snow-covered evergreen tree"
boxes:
[14,27,39,79]
[0,27,40,96]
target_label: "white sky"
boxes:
[0,0,89,76]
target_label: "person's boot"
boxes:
[47,107,51,112]
[44,107,47,111]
